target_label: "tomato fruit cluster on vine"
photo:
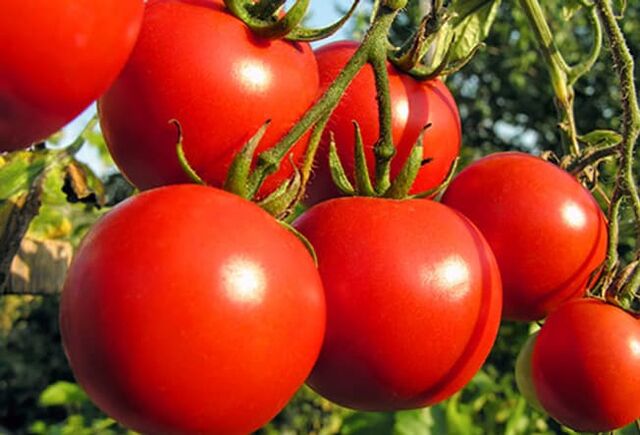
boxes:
[2,0,639,434]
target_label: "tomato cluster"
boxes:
[3,0,638,434]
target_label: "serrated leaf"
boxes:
[579,129,622,148]
[446,0,502,64]
[38,381,88,407]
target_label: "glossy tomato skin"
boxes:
[442,152,607,321]
[294,198,501,410]
[532,299,640,432]
[0,0,143,151]
[306,41,461,203]
[99,0,319,198]
[60,185,325,435]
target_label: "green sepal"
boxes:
[246,0,286,20]
[410,157,459,199]
[352,122,376,196]
[286,0,361,42]
[172,120,206,186]
[278,220,318,266]
[385,129,425,199]
[223,120,271,198]
[258,159,302,218]
[328,134,355,196]
[224,0,309,40]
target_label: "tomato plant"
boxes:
[532,298,640,432]
[98,0,319,197]
[294,197,502,411]
[59,185,326,434]
[306,41,461,203]
[0,0,144,151]
[442,152,608,321]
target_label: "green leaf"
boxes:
[561,0,585,21]
[393,408,436,435]
[38,381,89,407]
[445,0,502,65]
[341,411,395,435]
[578,129,623,148]
[0,152,49,200]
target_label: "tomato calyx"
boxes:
[223,0,361,42]
[386,1,498,81]
[328,121,458,199]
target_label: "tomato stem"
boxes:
[223,0,309,39]
[369,53,395,195]
[518,0,581,156]
[594,0,640,298]
[244,5,400,199]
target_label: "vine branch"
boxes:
[593,0,640,297]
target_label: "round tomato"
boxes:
[0,0,143,151]
[442,152,607,321]
[306,41,461,203]
[532,298,640,432]
[294,198,501,410]
[98,0,319,198]
[60,185,326,434]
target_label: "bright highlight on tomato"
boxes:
[0,0,144,151]
[60,185,326,435]
[294,198,501,410]
[442,152,607,321]
[98,0,319,197]
[532,298,640,432]
[306,41,461,203]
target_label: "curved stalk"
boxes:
[594,0,640,297]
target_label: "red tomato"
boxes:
[532,298,640,432]
[306,41,461,203]
[60,185,326,434]
[98,0,319,197]
[0,0,143,151]
[294,198,501,410]
[442,152,607,321]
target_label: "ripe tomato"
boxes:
[294,198,501,410]
[98,0,319,197]
[60,185,326,434]
[442,152,607,321]
[532,298,640,432]
[306,41,461,203]
[0,0,143,151]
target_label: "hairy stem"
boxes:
[248,5,400,192]
[519,0,580,155]
[594,0,640,296]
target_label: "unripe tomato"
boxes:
[0,0,143,151]
[442,152,607,321]
[306,41,461,203]
[99,0,319,197]
[60,185,326,434]
[515,332,543,411]
[294,198,501,410]
[532,298,640,432]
